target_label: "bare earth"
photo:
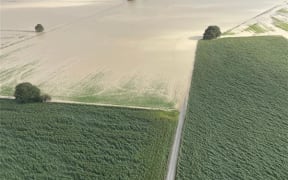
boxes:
[0,0,283,109]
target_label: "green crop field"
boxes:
[0,99,177,179]
[177,36,288,179]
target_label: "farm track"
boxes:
[165,40,197,180]
[225,3,283,32]
[165,94,188,180]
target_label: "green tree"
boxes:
[14,82,42,103]
[203,26,221,40]
[40,94,52,102]
[35,24,44,32]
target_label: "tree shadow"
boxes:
[1,29,35,33]
[188,36,202,40]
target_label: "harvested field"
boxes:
[0,0,281,109]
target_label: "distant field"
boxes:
[224,2,288,38]
[0,99,177,179]
[177,36,288,179]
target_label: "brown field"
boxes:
[0,0,282,109]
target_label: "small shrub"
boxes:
[35,24,44,33]
[203,26,221,40]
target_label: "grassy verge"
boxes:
[0,99,178,179]
[272,17,288,31]
[244,23,267,33]
[69,93,175,109]
[177,36,288,179]
[222,31,235,36]
[67,75,175,109]
[277,8,288,14]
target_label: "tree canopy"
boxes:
[14,82,51,103]
[203,26,221,40]
[35,24,44,33]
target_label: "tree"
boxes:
[40,94,52,102]
[14,82,48,103]
[203,26,221,40]
[35,24,44,32]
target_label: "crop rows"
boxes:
[0,99,177,179]
[177,36,288,179]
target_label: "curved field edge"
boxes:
[0,99,178,179]
[176,36,288,179]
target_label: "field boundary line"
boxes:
[0,96,175,112]
[165,40,198,180]
[224,2,284,33]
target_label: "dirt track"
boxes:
[165,94,189,180]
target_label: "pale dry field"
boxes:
[0,0,283,109]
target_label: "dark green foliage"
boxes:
[0,99,177,179]
[177,36,288,179]
[14,82,51,103]
[40,94,52,102]
[203,26,221,40]
[14,82,41,103]
[35,24,44,32]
